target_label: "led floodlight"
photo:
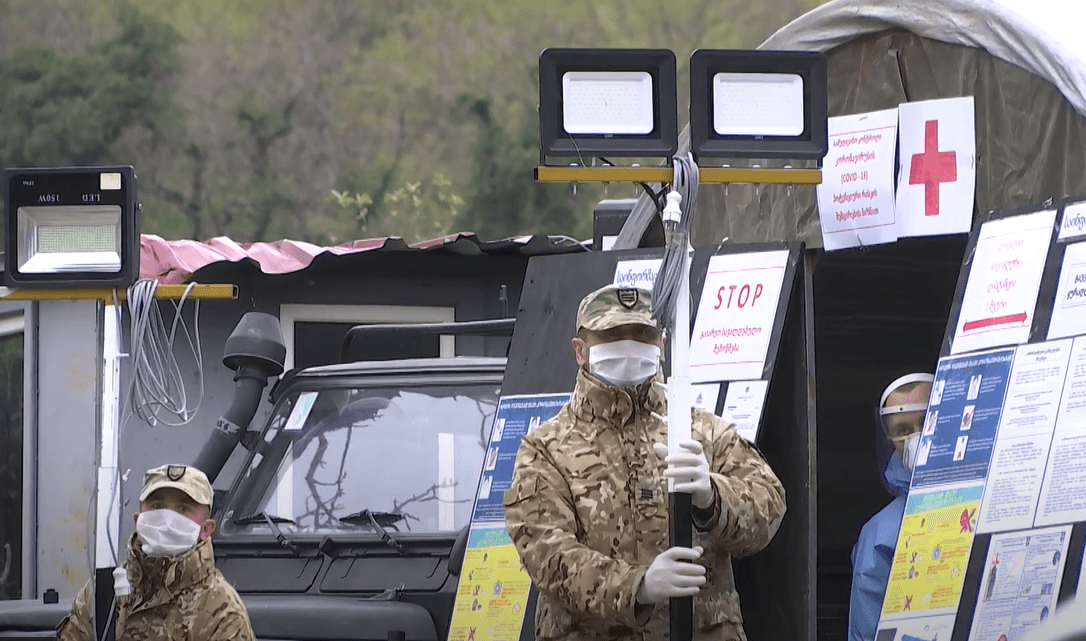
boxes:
[3,166,140,288]
[690,50,827,160]
[539,48,678,159]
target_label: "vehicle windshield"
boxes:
[223,381,499,536]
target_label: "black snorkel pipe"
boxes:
[193,312,285,484]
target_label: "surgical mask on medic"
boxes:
[879,372,934,474]
[136,509,202,557]
[588,339,660,387]
[901,432,921,472]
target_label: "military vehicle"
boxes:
[0,316,514,641]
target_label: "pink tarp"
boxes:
[139,232,576,284]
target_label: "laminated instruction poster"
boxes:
[881,484,986,618]
[448,393,571,641]
[912,349,1015,490]
[977,340,1072,533]
[968,525,1073,641]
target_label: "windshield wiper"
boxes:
[338,509,406,553]
[232,512,301,556]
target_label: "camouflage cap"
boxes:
[139,464,213,508]
[576,284,657,332]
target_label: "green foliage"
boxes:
[0,6,180,167]
[331,174,464,241]
[0,0,829,244]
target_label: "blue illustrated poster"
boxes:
[912,348,1015,489]
[471,393,571,524]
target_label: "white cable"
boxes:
[124,279,205,427]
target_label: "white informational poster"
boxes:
[896,97,977,238]
[690,383,721,415]
[1046,241,1086,340]
[951,209,1057,354]
[1057,200,1086,242]
[688,250,790,382]
[816,108,899,251]
[968,525,1073,641]
[722,380,769,443]
[613,258,662,291]
[1035,335,1086,526]
[876,614,957,641]
[977,340,1071,533]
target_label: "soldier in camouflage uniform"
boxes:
[57,464,254,641]
[504,284,786,641]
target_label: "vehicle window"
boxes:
[225,383,498,535]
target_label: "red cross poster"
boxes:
[896,97,976,238]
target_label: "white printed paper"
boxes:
[968,525,1072,641]
[896,97,976,238]
[722,380,769,443]
[613,258,662,291]
[816,108,899,251]
[689,250,790,382]
[690,383,721,415]
[876,614,957,641]
[284,391,318,431]
[977,340,1071,533]
[1057,200,1086,242]
[1035,335,1086,526]
[952,209,1057,354]
[1046,241,1086,340]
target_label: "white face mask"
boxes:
[136,509,202,558]
[902,433,921,472]
[588,340,660,388]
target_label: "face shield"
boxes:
[874,373,934,489]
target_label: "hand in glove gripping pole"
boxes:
[651,427,715,510]
[636,546,706,604]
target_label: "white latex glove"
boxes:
[637,546,706,604]
[653,440,714,509]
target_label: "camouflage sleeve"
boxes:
[55,580,93,641]
[193,580,255,641]
[504,434,648,627]
[696,412,786,557]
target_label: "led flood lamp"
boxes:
[3,166,140,288]
[690,49,827,161]
[539,48,678,160]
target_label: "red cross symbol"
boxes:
[909,119,957,217]
[904,595,913,611]
[468,627,476,641]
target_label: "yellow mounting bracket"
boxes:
[534,166,822,185]
[0,283,239,302]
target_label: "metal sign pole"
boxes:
[654,170,697,641]
[666,241,694,641]
[93,301,122,641]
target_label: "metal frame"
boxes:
[279,303,456,371]
[534,165,822,184]
[0,284,238,302]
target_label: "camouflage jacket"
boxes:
[57,533,253,641]
[504,369,786,641]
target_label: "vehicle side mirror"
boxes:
[447,525,470,576]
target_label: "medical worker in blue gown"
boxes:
[848,373,934,641]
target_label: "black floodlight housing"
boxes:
[3,165,140,288]
[539,48,678,161]
[689,49,827,161]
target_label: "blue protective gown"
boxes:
[848,454,912,641]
